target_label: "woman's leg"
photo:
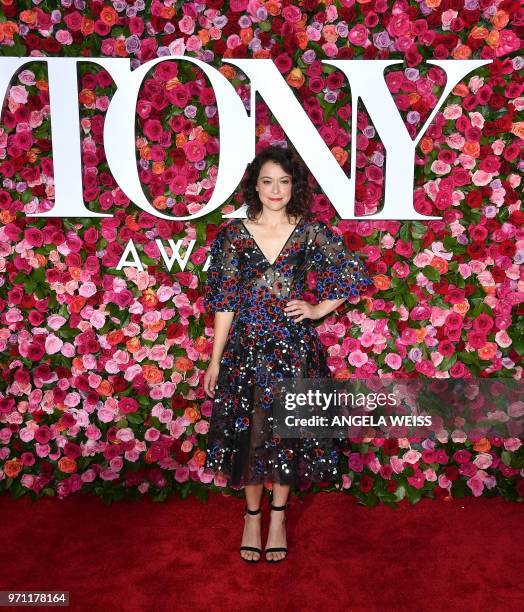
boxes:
[241,483,264,561]
[265,482,290,561]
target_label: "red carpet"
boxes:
[1,492,523,611]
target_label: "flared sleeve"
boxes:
[312,222,372,301]
[205,224,241,313]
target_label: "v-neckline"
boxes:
[241,216,303,267]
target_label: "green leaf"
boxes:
[501,451,512,467]
[423,266,440,282]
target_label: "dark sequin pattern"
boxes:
[204,216,372,488]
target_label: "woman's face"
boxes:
[255,161,292,212]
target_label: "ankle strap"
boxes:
[245,506,261,515]
[271,503,287,511]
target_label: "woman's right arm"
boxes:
[204,311,235,398]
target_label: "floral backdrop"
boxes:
[0,0,523,506]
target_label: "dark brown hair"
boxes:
[242,145,313,222]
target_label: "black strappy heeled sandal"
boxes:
[265,503,288,563]
[240,507,262,563]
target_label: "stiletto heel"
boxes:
[265,503,288,563]
[240,507,262,563]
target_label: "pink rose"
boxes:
[348,24,369,47]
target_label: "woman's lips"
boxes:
[269,197,282,201]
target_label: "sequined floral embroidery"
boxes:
[204,217,372,487]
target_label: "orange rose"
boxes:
[486,30,500,49]
[511,122,524,139]
[198,29,210,45]
[20,10,37,25]
[35,254,46,267]
[99,6,118,27]
[143,289,158,309]
[253,50,271,59]
[1,21,19,41]
[184,405,200,422]
[175,356,194,373]
[491,10,509,30]
[408,92,421,105]
[97,380,113,396]
[107,329,124,346]
[419,137,434,154]
[79,89,96,106]
[240,27,253,44]
[193,450,206,467]
[194,336,207,353]
[295,31,309,50]
[323,25,338,44]
[453,300,470,315]
[415,327,427,342]
[473,437,491,453]
[218,65,236,80]
[148,320,165,334]
[334,369,351,380]
[452,45,472,60]
[81,17,95,37]
[431,256,448,274]
[0,210,15,224]
[373,274,391,290]
[115,39,128,58]
[470,26,488,39]
[176,133,187,148]
[265,1,281,16]
[451,83,469,97]
[478,342,497,361]
[286,68,305,89]
[124,214,140,231]
[159,6,175,19]
[70,296,87,314]
[153,196,168,210]
[72,357,85,371]
[58,457,77,474]
[166,76,181,90]
[36,80,48,91]
[4,458,22,478]
[425,0,441,6]
[331,146,348,166]
[126,337,141,353]
[142,365,163,385]
[463,141,480,157]
[152,161,165,175]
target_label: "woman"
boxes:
[203,145,372,563]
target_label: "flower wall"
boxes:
[0,0,523,505]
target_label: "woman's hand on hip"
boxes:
[284,299,322,322]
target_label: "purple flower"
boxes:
[302,50,316,64]
[125,35,141,54]
[238,16,251,29]
[407,111,420,124]
[405,68,420,81]
[336,23,349,37]
[373,31,391,50]
[184,105,197,119]
[51,9,63,23]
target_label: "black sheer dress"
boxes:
[204,216,372,488]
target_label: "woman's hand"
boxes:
[204,360,220,398]
[284,300,322,322]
